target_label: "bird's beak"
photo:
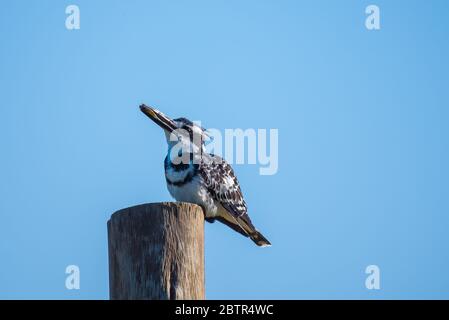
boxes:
[140,104,177,133]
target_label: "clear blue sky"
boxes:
[1,0,449,299]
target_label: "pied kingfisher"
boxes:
[140,104,271,247]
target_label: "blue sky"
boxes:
[1,0,449,299]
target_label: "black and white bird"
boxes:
[140,104,271,247]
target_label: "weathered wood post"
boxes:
[107,202,205,300]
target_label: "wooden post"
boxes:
[107,202,205,300]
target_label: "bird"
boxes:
[140,104,271,247]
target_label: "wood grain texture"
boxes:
[108,202,205,300]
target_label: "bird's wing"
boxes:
[199,154,256,235]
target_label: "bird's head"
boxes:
[140,104,209,151]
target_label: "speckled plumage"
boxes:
[164,147,271,247]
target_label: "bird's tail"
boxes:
[215,211,272,247]
[249,230,271,247]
